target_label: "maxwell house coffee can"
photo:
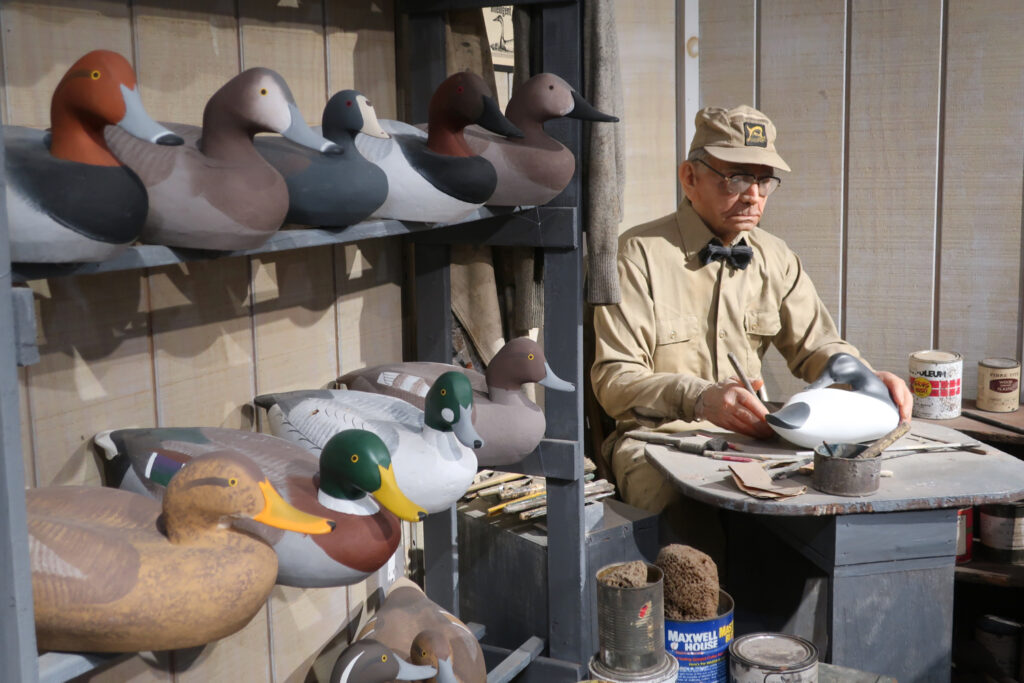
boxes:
[909,350,963,419]
[976,358,1021,413]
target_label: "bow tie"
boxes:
[699,238,753,270]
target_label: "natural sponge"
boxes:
[656,544,719,620]
[600,560,649,588]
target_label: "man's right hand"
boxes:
[695,378,774,439]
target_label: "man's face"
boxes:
[679,155,773,242]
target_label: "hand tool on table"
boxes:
[850,421,911,459]
[625,430,754,462]
[727,351,769,407]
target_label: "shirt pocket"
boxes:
[656,315,700,346]
[744,309,782,338]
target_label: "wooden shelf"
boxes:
[954,558,1024,588]
[12,206,576,283]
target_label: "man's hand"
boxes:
[696,378,774,439]
[876,370,914,422]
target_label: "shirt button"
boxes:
[719,330,726,338]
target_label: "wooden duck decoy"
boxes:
[330,638,437,683]
[338,337,575,467]
[6,49,184,264]
[354,71,523,224]
[256,89,390,227]
[30,451,334,653]
[463,72,619,207]
[96,426,426,588]
[254,371,483,514]
[356,578,486,683]
[766,352,900,448]
[105,67,341,251]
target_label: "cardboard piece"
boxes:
[728,462,806,499]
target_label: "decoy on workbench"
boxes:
[96,426,424,588]
[106,67,340,251]
[330,638,437,683]
[29,451,333,653]
[6,50,183,263]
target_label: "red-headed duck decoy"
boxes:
[30,451,334,653]
[256,89,390,227]
[354,71,523,223]
[6,50,183,263]
[356,578,486,683]
[254,371,483,514]
[338,337,575,466]
[106,67,341,251]
[766,352,900,448]
[464,72,618,207]
[330,638,437,683]
[95,426,425,588]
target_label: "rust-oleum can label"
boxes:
[977,358,1020,413]
[909,350,962,419]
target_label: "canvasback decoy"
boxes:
[95,426,425,588]
[356,578,486,683]
[354,71,523,223]
[330,639,437,683]
[464,72,618,207]
[256,89,390,227]
[106,67,341,251]
[766,352,899,449]
[6,50,183,263]
[30,451,333,653]
[254,371,482,514]
[337,337,575,467]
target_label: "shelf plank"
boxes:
[398,0,556,14]
[954,559,1024,588]
[12,207,568,282]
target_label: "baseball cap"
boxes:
[689,105,791,172]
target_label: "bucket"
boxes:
[977,358,1021,413]
[908,350,962,419]
[728,632,818,683]
[811,444,880,497]
[590,562,680,683]
[664,589,734,682]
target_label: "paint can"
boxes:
[956,507,974,564]
[728,633,818,683]
[663,589,734,683]
[811,444,879,497]
[978,501,1024,563]
[976,358,1021,413]
[590,562,680,683]
[908,350,963,419]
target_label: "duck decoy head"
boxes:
[203,67,342,155]
[319,429,427,522]
[323,89,390,141]
[487,337,576,392]
[424,371,485,449]
[410,630,458,683]
[509,73,618,124]
[804,352,894,407]
[331,639,437,683]
[162,451,335,541]
[48,50,183,165]
[430,71,523,139]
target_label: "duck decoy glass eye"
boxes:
[228,478,238,487]
[381,654,388,663]
[528,353,535,360]
[440,389,447,396]
[421,649,428,657]
[350,454,359,463]
[90,70,101,80]
[346,100,353,107]
[456,86,464,93]
[260,88,268,96]
[548,85,554,90]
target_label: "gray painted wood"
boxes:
[0,121,38,683]
[645,421,1024,515]
[485,636,544,683]
[12,286,38,366]
[936,0,1024,396]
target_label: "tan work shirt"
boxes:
[591,200,862,435]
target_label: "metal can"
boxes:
[728,633,818,683]
[908,350,963,419]
[976,358,1021,413]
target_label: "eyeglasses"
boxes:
[695,158,781,197]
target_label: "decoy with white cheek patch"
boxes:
[254,371,482,515]
[766,352,900,449]
[6,50,183,263]
[106,67,341,251]
[256,89,390,227]
[330,639,437,683]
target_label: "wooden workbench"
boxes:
[645,421,1024,682]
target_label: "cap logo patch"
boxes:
[743,122,767,147]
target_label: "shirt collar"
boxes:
[674,199,755,261]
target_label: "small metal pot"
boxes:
[811,443,880,497]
